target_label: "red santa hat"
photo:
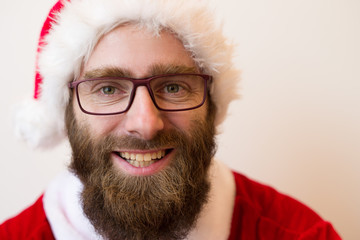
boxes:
[14,0,240,148]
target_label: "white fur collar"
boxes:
[43,171,102,239]
[43,160,235,240]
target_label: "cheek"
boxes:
[166,106,208,133]
[93,117,126,136]
[73,98,126,137]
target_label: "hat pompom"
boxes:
[13,99,65,149]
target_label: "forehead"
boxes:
[82,25,197,78]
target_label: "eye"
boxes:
[101,86,116,95]
[165,84,181,93]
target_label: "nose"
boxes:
[123,86,164,140]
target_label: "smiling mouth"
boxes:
[115,149,172,168]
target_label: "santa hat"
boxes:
[14,0,240,148]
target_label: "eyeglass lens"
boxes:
[77,75,206,114]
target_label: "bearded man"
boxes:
[0,0,341,239]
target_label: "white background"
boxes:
[0,0,359,239]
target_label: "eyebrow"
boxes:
[150,64,199,75]
[82,64,199,79]
[83,67,133,79]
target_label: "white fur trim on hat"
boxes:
[15,0,240,148]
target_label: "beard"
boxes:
[65,103,217,240]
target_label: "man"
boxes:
[0,0,341,239]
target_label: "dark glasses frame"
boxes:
[68,73,212,115]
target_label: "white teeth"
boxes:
[135,154,144,161]
[133,161,140,167]
[127,160,156,168]
[144,153,152,161]
[120,150,166,162]
[118,150,168,168]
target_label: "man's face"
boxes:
[73,25,208,176]
[67,25,216,240]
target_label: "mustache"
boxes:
[100,129,189,151]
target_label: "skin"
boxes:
[73,25,208,176]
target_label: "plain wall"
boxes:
[0,0,359,239]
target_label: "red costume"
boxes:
[0,171,341,240]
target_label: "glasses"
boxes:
[68,73,212,115]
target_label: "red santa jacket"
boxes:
[0,171,341,239]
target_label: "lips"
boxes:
[115,149,171,168]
